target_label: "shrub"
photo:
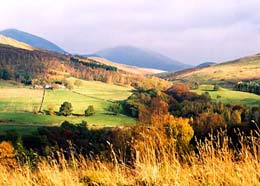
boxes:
[59,102,73,116]
[64,79,74,90]
[85,105,95,116]
[47,104,56,115]
[108,103,121,115]
[0,141,17,168]
[74,80,82,87]
[213,84,220,91]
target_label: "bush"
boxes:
[59,102,73,116]
[47,104,56,115]
[213,84,220,91]
[0,141,17,168]
[108,103,122,115]
[74,80,82,87]
[85,105,95,116]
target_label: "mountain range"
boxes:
[1,28,192,71]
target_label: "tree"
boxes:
[213,84,220,91]
[85,105,95,116]
[0,141,17,168]
[64,79,74,90]
[0,69,11,80]
[108,103,121,115]
[32,78,48,113]
[47,103,56,115]
[74,79,82,87]
[59,102,73,116]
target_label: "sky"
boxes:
[1,0,260,65]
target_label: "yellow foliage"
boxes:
[0,141,17,169]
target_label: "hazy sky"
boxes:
[1,0,260,65]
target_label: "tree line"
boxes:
[235,81,260,95]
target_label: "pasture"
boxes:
[192,84,260,106]
[0,78,136,132]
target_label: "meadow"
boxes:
[0,128,259,186]
[0,78,136,133]
[166,54,260,85]
[192,84,260,106]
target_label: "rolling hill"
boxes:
[0,34,34,51]
[163,53,260,84]
[0,28,66,53]
[94,46,191,71]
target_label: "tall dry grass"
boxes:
[0,130,259,186]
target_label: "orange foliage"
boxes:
[0,141,17,169]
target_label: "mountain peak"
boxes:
[0,28,66,53]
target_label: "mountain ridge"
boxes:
[0,28,66,53]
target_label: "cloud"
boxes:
[0,0,260,64]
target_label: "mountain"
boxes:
[0,34,34,51]
[88,56,165,75]
[0,29,66,53]
[163,53,260,84]
[196,62,216,68]
[95,46,191,71]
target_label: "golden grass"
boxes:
[0,131,259,186]
[0,35,34,51]
[171,54,260,83]
[88,57,165,75]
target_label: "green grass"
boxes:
[192,85,260,106]
[0,78,136,129]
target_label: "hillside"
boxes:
[95,46,191,71]
[88,56,165,75]
[164,53,260,84]
[0,28,66,53]
[0,34,34,51]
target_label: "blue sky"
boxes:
[1,0,260,65]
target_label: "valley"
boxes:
[0,26,259,186]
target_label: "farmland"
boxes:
[0,78,136,132]
[192,84,260,106]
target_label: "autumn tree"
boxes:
[74,79,82,87]
[0,141,17,169]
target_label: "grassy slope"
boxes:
[0,79,136,131]
[0,35,34,51]
[167,54,260,84]
[192,85,260,106]
[88,57,165,75]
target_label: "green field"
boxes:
[0,78,136,132]
[192,85,260,106]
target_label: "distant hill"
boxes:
[0,34,34,51]
[87,57,165,75]
[0,44,160,87]
[196,62,216,68]
[163,53,260,84]
[0,29,66,53]
[95,46,191,71]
